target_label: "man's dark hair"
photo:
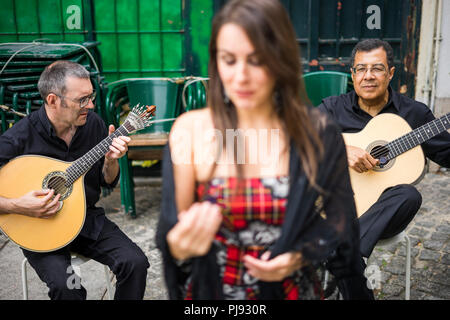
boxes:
[38,60,90,104]
[350,39,394,69]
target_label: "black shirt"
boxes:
[0,106,119,240]
[318,86,450,168]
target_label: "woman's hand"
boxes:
[167,201,223,261]
[243,251,303,282]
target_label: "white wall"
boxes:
[435,0,450,99]
[415,0,437,105]
[415,0,449,118]
[415,0,448,171]
[433,0,450,119]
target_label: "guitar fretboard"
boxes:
[385,113,450,161]
[65,123,132,186]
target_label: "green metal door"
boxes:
[281,0,422,98]
[214,0,422,98]
[93,0,183,80]
[91,0,212,80]
[0,0,92,42]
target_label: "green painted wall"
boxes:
[0,0,214,82]
[186,0,213,77]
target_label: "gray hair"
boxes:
[38,60,90,104]
[350,39,395,69]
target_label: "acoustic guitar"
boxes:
[342,112,450,217]
[0,105,158,252]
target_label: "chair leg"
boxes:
[323,270,329,290]
[404,234,411,300]
[119,155,137,218]
[119,156,128,212]
[21,255,116,300]
[126,159,136,218]
[21,258,28,300]
[104,265,114,300]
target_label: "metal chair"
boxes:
[21,253,114,300]
[375,230,411,300]
[324,230,411,300]
[104,77,208,217]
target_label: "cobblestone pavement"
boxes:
[368,171,450,300]
[0,171,448,300]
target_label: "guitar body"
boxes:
[0,104,158,252]
[0,155,85,252]
[342,113,425,217]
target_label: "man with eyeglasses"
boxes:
[318,39,450,300]
[0,60,149,299]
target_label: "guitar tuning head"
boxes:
[145,105,156,117]
[131,104,157,121]
[124,104,157,132]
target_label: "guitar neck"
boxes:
[386,113,450,160]
[65,124,131,185]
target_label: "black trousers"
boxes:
[22,217,150,300]
[359,184,422,257]
[330,184,422,300]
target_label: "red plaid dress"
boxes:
[183,176,324,300]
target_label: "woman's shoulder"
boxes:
[168,107,216,180]
[169,107,215,154]
[170,107,213,132]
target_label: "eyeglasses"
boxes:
[55,91,96,108]
[351,65,387,76]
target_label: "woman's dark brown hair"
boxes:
[208,0,323,186]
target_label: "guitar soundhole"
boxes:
[370,145,389,163]
[48,176,67,194]
[42,171,73,201]
[366,141,395,172]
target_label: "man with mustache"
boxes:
[318,39,450,299]
[0,61,149,299]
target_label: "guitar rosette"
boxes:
[42,171,73,201]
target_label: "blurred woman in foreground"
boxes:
[157,0,361,300]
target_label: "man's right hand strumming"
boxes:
[1,189,61,218]
[346,145,379,173]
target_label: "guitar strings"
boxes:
[47,137,116,193]
[44,129,125,195]
[370,147,390,159]
[39,111,450,197]
[370,127,426,159]
[44,109,154,197]
[48,115,439,193]
[368,116,449,160]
